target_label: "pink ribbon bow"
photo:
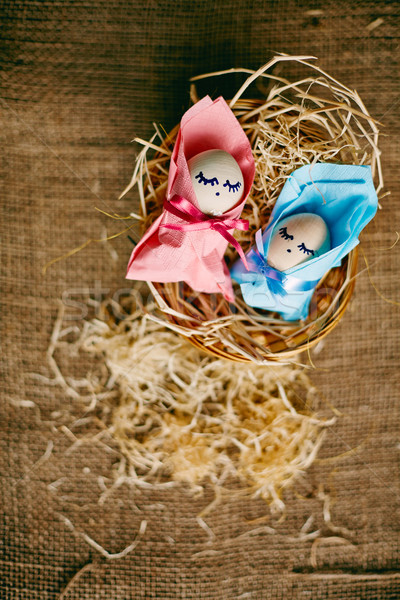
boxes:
[161,195,249,270]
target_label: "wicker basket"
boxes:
[125,57,381,363]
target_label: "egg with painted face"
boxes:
[188,149,244,215]
[267,213,331,272]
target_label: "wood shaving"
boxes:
[51,294,337,511]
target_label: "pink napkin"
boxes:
[126,96,255,301]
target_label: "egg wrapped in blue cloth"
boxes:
[230,163,379,321]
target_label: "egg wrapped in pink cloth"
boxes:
[126,96,255,302]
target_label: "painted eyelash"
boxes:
[279,227,294,241]
[195,171,219,186]
[223,180,242,193]
[297,242,315,256]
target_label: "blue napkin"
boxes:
[231,163,379,321]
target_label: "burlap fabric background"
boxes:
[1,1,400,598]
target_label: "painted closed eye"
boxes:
[223,180,242,193]
[195,171,219,186]
[297,242,315,256]
[279,226,294,241]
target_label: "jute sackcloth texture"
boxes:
[1,1,399,598]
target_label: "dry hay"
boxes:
[120,54,383,363]
[45,294,335,512]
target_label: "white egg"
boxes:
[188,149,244,215]
[267,213,330,272]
